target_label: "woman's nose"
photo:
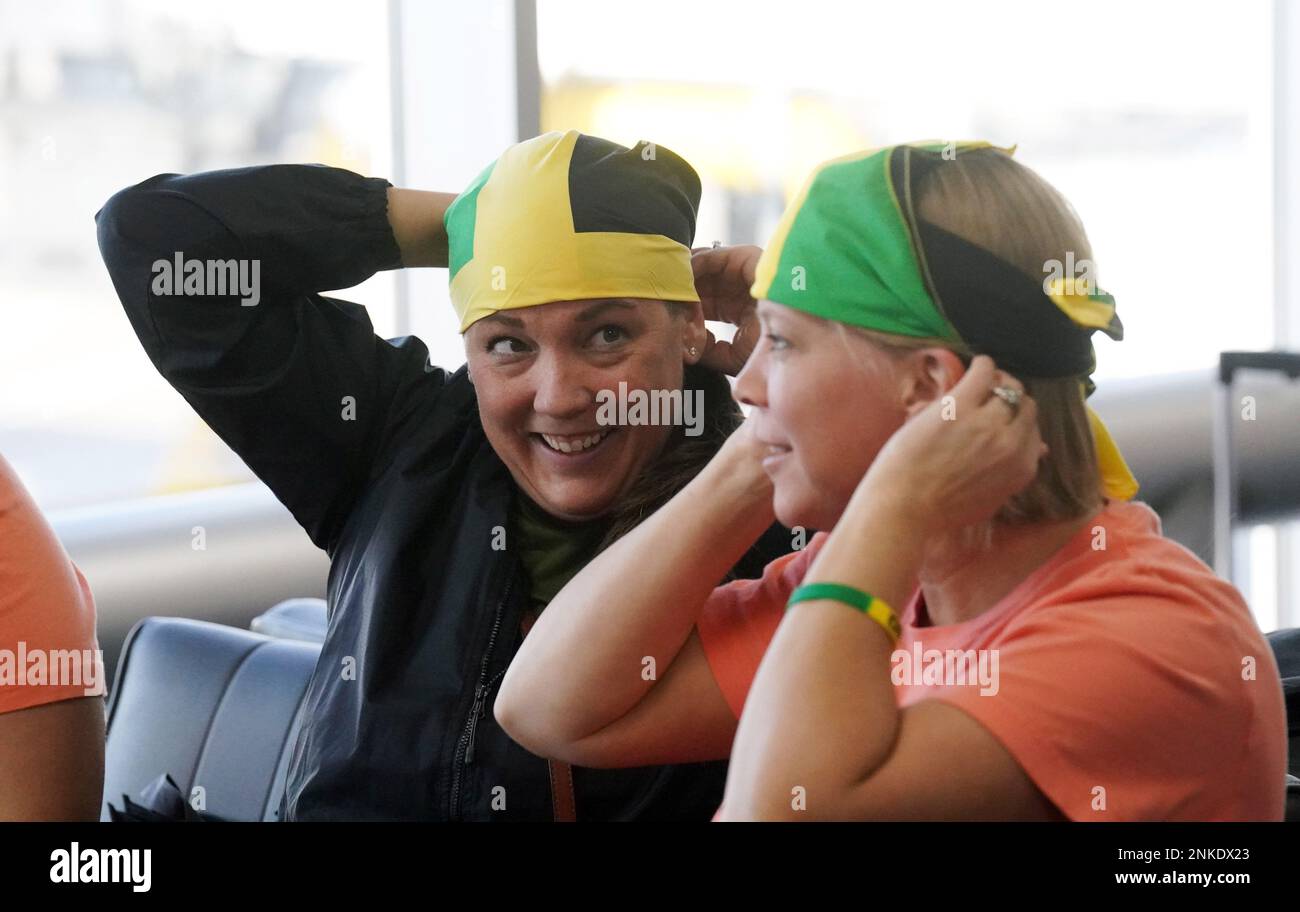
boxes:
[531,353,595,420]
[733,346,768,409]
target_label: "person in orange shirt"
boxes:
[495,142,1289,821]
[0,453,105,820]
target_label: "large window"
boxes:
[0,0,393,509]
[3,0,1294,627]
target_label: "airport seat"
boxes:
[101,616,320,821]
[103,606,1300,821]
[1271,630,1300,759]
[249,597,327,643]
[1268,628,1300,823]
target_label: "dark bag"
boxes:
[106,773,224,822]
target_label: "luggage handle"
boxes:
[1213,350,1300,582]
[1218,350,1300,385]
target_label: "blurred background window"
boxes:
[1,0,1294,630]
[537,0,1275,384]
[0,0,394,509]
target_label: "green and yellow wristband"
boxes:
[786,583,902,643]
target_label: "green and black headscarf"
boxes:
[751,140,1139,500]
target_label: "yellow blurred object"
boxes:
[1044,276,1120,333]
[542,77,872,198]
[1087,406,1140,501]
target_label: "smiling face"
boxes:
[464,298,707,521]
[733,300,916,531]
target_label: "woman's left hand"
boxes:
[858,355,1049,537]
[690,244,762,375]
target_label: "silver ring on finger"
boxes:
[991,385,1022,417]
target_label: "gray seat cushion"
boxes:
[250,597,328,644]
[102,616,321,821]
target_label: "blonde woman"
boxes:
[496,142,1288,821]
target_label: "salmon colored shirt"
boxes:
[698,500,1288,821]
[0,454,102,714]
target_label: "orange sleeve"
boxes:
[919,594,1287,821]
[697,533,825,719]
[0,456,101,714]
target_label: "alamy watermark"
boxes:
[890,642,1000,696]
[151,251,260,307]
[596,382,704,437]
[1042,251,1095,297]
[50,843,150,892]
[0,642,105,697]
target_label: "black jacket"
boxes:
[95,163,791,820]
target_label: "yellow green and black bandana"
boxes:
[752,140,1139,500]
[444,130,702,332]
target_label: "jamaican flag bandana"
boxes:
[444,130,702,332]
[751,141,1139,500]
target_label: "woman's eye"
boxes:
[487,336,529,356]
[590,325,628,349]
[765,332,790,351]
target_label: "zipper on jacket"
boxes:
[464,667,507,764]
[449,571,514,819]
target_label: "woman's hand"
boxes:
[713,412,777,506]
[858,355,1048,537]
[690,244,762,375]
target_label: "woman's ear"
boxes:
[899,348,967,417]
[678,301,709,364]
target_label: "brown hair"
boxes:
[598,356,743,551]
[860,148,1103,526]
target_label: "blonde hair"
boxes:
[855,148,1103,526]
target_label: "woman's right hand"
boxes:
[858,355,1047,537]
[713,411,777,504]
[691,244,763,375]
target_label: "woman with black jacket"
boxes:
[94,130,791,820]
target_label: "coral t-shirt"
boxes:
[698,500,1288,821]
[0,455,102,714]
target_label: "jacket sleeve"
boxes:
[95,164,446,552]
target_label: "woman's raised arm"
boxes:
[387,187,456,267]
[95,166,456,551]
[495,420,775,767]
